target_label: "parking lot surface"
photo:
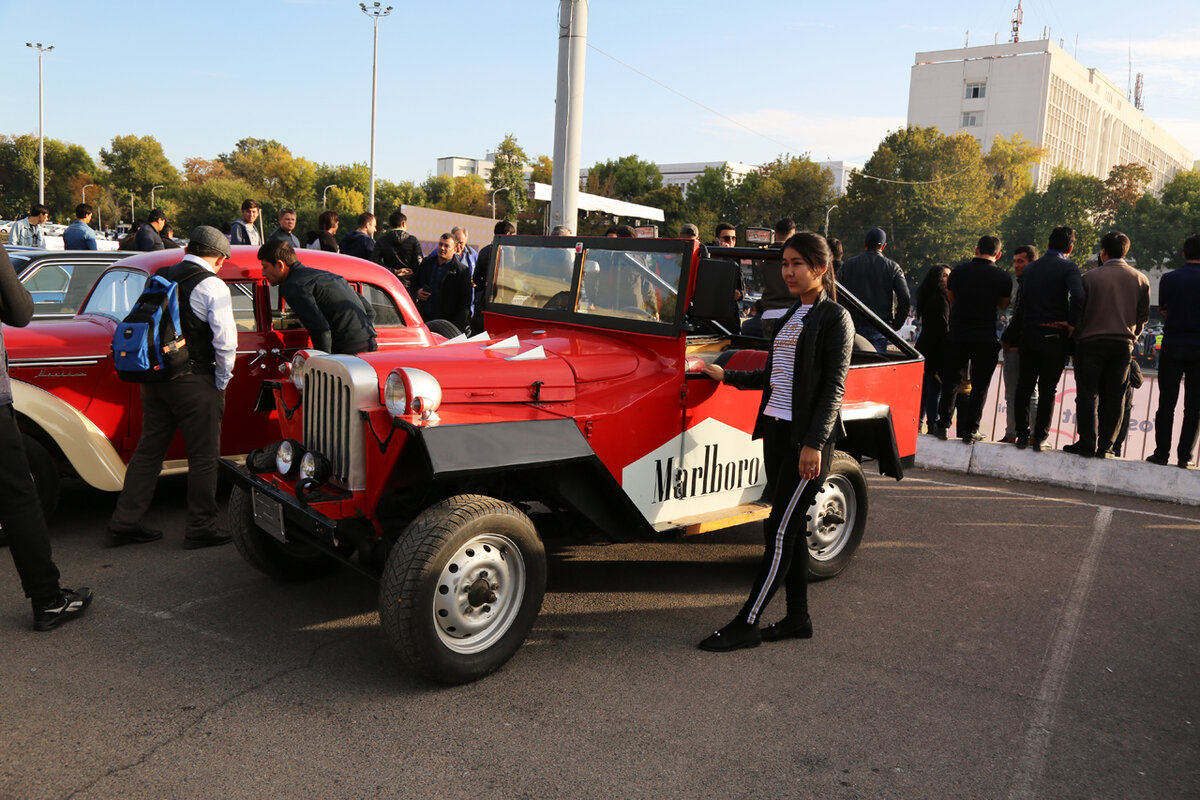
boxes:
[2,469,1197,799]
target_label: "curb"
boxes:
[913,436,1200,506]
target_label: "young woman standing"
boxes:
[698,232,854,651]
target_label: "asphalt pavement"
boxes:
[1,470,1197,800]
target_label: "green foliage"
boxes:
[325,186,366,216]
[375,179,426,216]
[99,135,180,207]
[0,134,101,220]
[489,134,530,219]
[1101,163,1152,221]
[983,133,1043,218]
[442,175,489,216]
[529,154,553,185]
[739,154,834,231]
[219,138,317,206]
[1113,170,1200,268]
[685,165,738,238]
[420,174,454,207]
[633,185,687,237]
[172,176,259,234]
[1000,168,1105,258]
[587,154,662,201]
[315,163,371,204]
[840,126,1024,271]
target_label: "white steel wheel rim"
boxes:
[433,532,526,654]
[807,474,856,562]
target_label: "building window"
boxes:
[965,82,986,99]
[962,112,983,128]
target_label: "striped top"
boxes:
[763,304,812,420]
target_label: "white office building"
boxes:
[907,39,1193,193]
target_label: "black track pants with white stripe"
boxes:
[737,419,832,625]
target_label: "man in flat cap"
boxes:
[106,226,238,550]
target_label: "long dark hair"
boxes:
[916,263,950,310]
[782,232,836,301]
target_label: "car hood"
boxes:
[356,329,650,405]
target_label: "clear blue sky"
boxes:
[1,0,1196,185]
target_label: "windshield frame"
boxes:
[486,235,696,337]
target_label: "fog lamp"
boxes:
[275,439,305,477]
[299,450,332,483]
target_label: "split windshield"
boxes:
[490,237,689,329]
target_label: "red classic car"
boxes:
[4,245,436,516]
[224,235,923,683]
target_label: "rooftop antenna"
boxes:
[1134,72,1144,110]
[965,30,969,47]
[1011,0,1023,43]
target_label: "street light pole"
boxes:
[322,184,337,210]
[824,204,838,236]
[360,3,392,216]
[82,184,94,204]
[491,187,510,220]
[25,42,54,206]
[150,184,164,209]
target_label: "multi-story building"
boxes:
[907,39,1193,192]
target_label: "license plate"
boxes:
[251,489,287,543]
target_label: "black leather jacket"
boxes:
[724,292,854,450]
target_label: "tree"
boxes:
[172,176,258,234]
[1101,163,1152,221]
[220,138,317,205]
[420,174,454,207]
[685,165,739,238]
[99,135,180,203]
[0,134,100,220]
[183,157,232,184]
[1114,169,1200,268]
[529,155,553,185]
[587,155,662,201]
[325,186,366,216]
[489,134,530,219]
[315,163,371,204]
[634,185,687,237]
[375,179,426,216]
[441,175,489,216]
[982,133,1043,219]
[839,126,992,271]
[1000,168,1106,259]
[737,154,834,231]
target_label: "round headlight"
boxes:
[275,439,304,476]
[299,450,332,483]
[299,451,316,480]
[289,352,309,389]
[384,371,408,416]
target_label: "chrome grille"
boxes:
[300,355,381,491]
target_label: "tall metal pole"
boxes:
[82,184,93,204]
[550,0,587,233]
[26,43,54,206]
[150,184,163,209]
[323,184,337,209]
[360,3,392,216]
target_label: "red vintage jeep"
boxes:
[5,246,436,516]
[224,236,922,683]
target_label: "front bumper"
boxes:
[221,459,347,547]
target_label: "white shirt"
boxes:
[763,304,812,420]
[180,253,237,390]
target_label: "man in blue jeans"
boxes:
[1147,234,1200,467]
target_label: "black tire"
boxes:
[426,319,462,339]
[23,434,60,522]
[379,495,546,685]
[227,485,338,581]
[806,451,868,580]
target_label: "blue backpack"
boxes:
[112,263,211,382]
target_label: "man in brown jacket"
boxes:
[1064,231,1150,457]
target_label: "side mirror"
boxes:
[690,258,738,319]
